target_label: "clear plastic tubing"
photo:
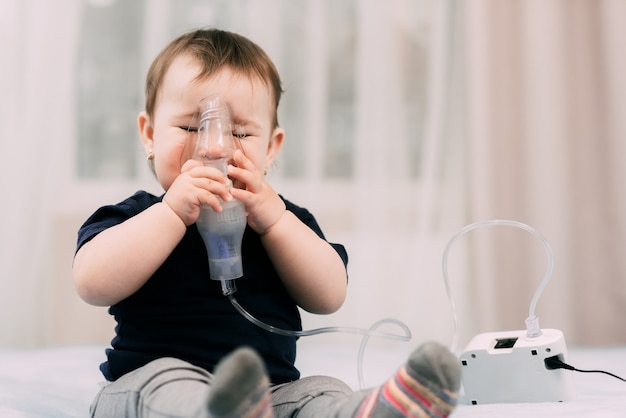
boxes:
[441,219,554,354]
[227,219,553,389]
[227,295,411,390]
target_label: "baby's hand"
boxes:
[163,159,232,226]
[228,150,286,234]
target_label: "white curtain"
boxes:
[0,0,83,347]
[464,0,626,346]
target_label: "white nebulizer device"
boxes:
[193,95,247,296]
[442,220,574,404]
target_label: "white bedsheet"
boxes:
[1,343,625,417]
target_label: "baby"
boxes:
[73,28,460,417]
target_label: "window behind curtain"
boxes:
[75,0,432,183]
[77,0,143,179]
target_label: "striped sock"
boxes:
[207,347,274,418]
[356,342,460,418]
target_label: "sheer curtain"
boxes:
[0,0,466,349]
[464,0,626,345]
[0,0,83,346]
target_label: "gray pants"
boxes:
[90,358,366,418]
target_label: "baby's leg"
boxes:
[272,341,460,418]
[90,348,274,418]
[271,375,356,417]
[89,357,214,418]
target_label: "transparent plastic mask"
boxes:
[193,94,237,174]
[192,94,247,293]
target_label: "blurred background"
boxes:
[1,0,624,352]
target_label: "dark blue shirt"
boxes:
[76,191,348,384]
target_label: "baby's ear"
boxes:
[266,127,285,166]
[138,111,154,154]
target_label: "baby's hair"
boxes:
[144,28,284,128]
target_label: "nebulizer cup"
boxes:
[193,95,247,295]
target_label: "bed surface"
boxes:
[1,342,625,417]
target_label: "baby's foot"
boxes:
[356,341,461,417]
[207,346,274,418]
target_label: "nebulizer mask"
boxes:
[193,95,247,296]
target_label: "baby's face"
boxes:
[147,54,280,191]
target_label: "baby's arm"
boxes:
[261,211,348,314]
[73,202,187,306]
[228,150,347,315]
[73,160,232,306]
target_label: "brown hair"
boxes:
[144,28,283,127]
